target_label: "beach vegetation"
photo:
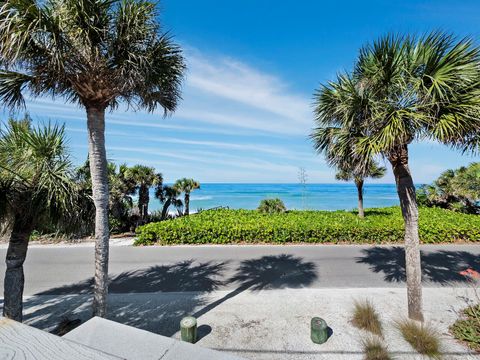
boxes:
[173,178,200,216]
[0,118,84,321]
[156,185,183,220]
[75,160,135,234]
[312,32,480,321]
[135,206,480,245]
[258,198,287,214]
[125,165,163,224]
[334,164,386,218]
[396,319,442,358]
[451,304,480,351]
[362,337,392,360]
[352,300,383,336]
[417,162,480,215]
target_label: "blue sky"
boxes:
[20,0,480,183]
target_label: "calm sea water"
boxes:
[148,183,400,212]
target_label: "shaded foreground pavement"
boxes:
[1,244,479,359]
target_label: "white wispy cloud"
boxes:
[176,49,313,135]
[186,52,311,122]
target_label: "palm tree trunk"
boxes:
[144,187,149,222]
[388,144,423,321]
[185,192,190,215]
[3,217,33,322]
[86,105,110,318]
[138,185,148,223]
[161,199,171,220]
[355,179,365,218]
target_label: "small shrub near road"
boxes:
[258,198,287,214]
[396,319,442,358]
[135,206,480,245]
[451,304,480,352]
[362,337,392,360]
[352,300,383,337]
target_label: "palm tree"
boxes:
[334,163,386,218]
[156,185,183,220]
[311,77,387,218]
[109,164,136,226]
[173,178,200,215]
[313,32,480,321]
[0,118,81,321]
[125,165,162,223]
[0,0,186,316]
[75,161,136,233]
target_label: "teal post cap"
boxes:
[311,317,329,344]
[180,316,197,343]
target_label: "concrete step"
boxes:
[64,317,245,360]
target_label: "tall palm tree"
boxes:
[125,165,162,223]
[0,118,81,321]
[0,0,185,316]
[335,163,386,218]
[173,178,200,215]
[313,32,480,321]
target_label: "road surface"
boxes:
[0,244,478,295]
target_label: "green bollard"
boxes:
[180,316,197,343]
[311,317,329,344]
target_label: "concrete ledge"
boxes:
[64,317,244,360]
[0,317,120,359]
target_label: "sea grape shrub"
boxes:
[135,207,480,245]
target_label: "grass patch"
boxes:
[362,337,392,360]
[396,319,442,358]
[352,300,383,336]
[450,304,480,352]
[135,206,480,245]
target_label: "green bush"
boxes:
[135,206,480,245]
[451,304,480,351]
[257,198,287,214]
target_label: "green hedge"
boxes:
[135,207,480,245]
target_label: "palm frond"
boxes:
[0,0,186,112]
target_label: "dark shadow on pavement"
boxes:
[22,255,318,338]
[23,260,227,337]
[197,324,212,341]
[356,247,480,284]
[193,254,317,319]
[37,260,226,295]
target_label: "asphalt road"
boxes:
[0,244,479,295]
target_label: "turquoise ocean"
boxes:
[148,183,401,212]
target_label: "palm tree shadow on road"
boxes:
[193,254,318,319]
[21,255,317,337]
[356,247,480,284]
[23,260,226,336]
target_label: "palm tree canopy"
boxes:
[355,32,480,155]
[313,32,480,161]
[0,117,81,231]
[312,72,382,176]
[0,0,185,111]
[173,178,200,194]
[156,185,181,203]
[125,165,162,188]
